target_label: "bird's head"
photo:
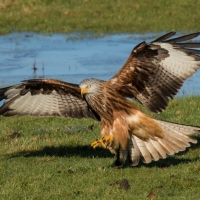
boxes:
[79,78,104,97]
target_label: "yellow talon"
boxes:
[91,135,114,149]
[91,139,106,148]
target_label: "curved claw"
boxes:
[91,139,107,148]
[91,135,114,149]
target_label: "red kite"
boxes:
[1,32,200,167]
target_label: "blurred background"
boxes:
[0,0,200,96]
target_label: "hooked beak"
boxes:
[81,88,89,97]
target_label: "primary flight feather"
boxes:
[1,32,200,167]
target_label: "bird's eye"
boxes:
[86,84,91,89]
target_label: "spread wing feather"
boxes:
[108,32,200,113]
[127,119,199,166]
[0,79,100,120]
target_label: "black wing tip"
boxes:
[152,31,200,44]
[164,32,200,43]
[152,31,176,43]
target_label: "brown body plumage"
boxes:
[1,32,200,167]
[81,79,199,166]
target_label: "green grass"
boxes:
[1,1,200,198]
[1,96,200,199]
[0,0,200,35]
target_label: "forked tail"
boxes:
[115,119,200,167]
[128,119,200,166]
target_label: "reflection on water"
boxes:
[0,32,200,97]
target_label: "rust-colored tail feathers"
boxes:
[115,120,200,167]
[128,120,199,166]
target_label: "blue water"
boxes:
[0,32,200,97]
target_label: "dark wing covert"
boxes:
[108,32,200,113]
[0,79,100,120]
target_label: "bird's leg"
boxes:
[113,134,140,167]
[91,134,114,149]
[127,135,140,167]
[113,136,138,167]
[112,148,128,168]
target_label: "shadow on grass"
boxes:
[6,145,113,159]
[137,156,197,169]
[5,135,200,168]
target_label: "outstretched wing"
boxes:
[107,32,200,113]
[0,79,100,120]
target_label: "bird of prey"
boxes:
[0,32,200,167]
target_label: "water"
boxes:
[0,32,200,97]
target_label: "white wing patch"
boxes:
[2,88,92,118]
[155,42,200,79]
[9,91,61,116]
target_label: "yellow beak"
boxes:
[81,88,89,96]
